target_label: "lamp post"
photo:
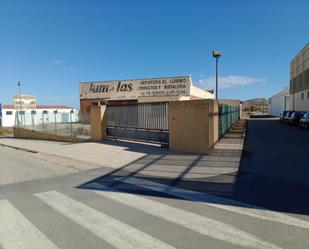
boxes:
[212,50,221,100]
[17,81,22,109]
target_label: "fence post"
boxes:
[42,113,44,132]
[54,111,57,134]
[70,110,73,137]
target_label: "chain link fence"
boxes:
[14,111,91,140]
[219,104,240,137]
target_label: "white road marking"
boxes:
[91,183,281,249]
[114,176,309,229]
[34,191,176,249]
[0,199,59,249]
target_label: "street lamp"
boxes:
[212,50,221,100]
[17,81,22,126]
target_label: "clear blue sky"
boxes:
[0,0,308,108]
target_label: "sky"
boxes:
[0,0,308,108]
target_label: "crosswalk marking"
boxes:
[0,199,59,249]
[114,176,309,229]
[91,183,281,249]
[34,191,176,249]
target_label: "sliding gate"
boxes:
[107,102,169,145]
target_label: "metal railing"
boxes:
[219,104,240,137]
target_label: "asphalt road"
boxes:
[224,118,309,219]
[240,118,309,186]
[0,139,309,249]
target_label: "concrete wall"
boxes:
[14,127,85,142]
[169,99,218,154]
[90,105,107,141]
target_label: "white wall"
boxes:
[1,108,79,127]
[269,87,290,116]
[292,90,309,112]
[190,86,214,99]
[1,110,16,127]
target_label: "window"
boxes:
[31,110,36,114]
[307,91,309,99]
[18,111,25,115]
[6,111,13,115]
[301,93,304,100]
[42,110,48,114]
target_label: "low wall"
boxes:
[14,127,86,142]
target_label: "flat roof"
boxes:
[2,105,74,110]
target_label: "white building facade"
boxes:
[268,87,292,116]
[0,105,79,127]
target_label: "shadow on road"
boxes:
[78,119,309,216]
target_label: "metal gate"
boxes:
[107,102,169,144]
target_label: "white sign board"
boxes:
[80,76,191,100]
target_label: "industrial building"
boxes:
[290,43,309,112]
[268,86,292,116]
[79,76,214,117]
[0,95,78,127]
[268,43,309,115]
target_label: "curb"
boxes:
[0,142,105,170]
[0,143,38,154]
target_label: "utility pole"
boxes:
[17,81,22,126]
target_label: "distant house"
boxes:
[0,103,78,127]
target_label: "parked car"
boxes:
[288,111,305,126]
[280,110,288,121]
[283,111,292,123]
[299,112,309,129]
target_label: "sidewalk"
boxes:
[0,121,245,178]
